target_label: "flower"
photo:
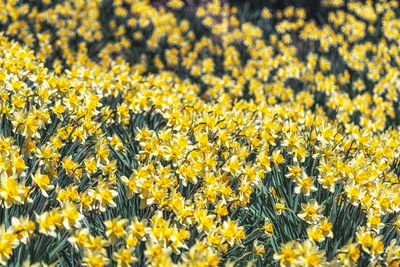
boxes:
[62,202,84,230]
[68,228,90,249]
[128,217,150,241]
[82,249,109,267]
[298,240,327,267]
[262,218,274,237]
[336,240,360,266]
[31,169,54,197]
[11,216,35,245]
[294,173,317,196]
[0,224,19,265]
[105,217,129,245]
[298,199,325,224]
[112,247,138,267]
[273,240,300,267]
[253,241,265,255]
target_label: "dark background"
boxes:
[229,0,322,20]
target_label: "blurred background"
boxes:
[229,0,322,20]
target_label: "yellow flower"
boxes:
[128,217,149,241]
[144,240,171,263]
[222,155,241,175]
[194,208,215,232]
[68,228,90,249]
[261,8,272,19]
[62,202,84,230]
[112,247,138,267]
[31,169,54,197]
[35,211,57,237]
[121,174,138,199]
[12,155,27,175]
[168,0,184,9]
[93,181,118,212]
[319,218,333,239]
[82,249,109,267]
[0,224,19,265]
[11,216,35,245]
[298,240,327,267]
[221,218,245,246]
[125,234,138,248]
[298,199,325,224]
[307,224,325,243]
[84,157,98,177]
[286,164,303,180]
[0,177,25,208]
[61,155,78,177]
[273,240,300,267]
[317,172,339,193]
[274,198,286,215]
[272,149,285,167]
[337,240,360,266]
[282,132,301,153]
[105,217,128,245]
[52,101,65,119]
[253,241,265,255]
[294,174,317,196]
[262,218,274,237]
[86,235,109,253]
[367,212,385,232]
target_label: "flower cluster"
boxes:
[0,0,399,266]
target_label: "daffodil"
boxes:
[298,199,325,224]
